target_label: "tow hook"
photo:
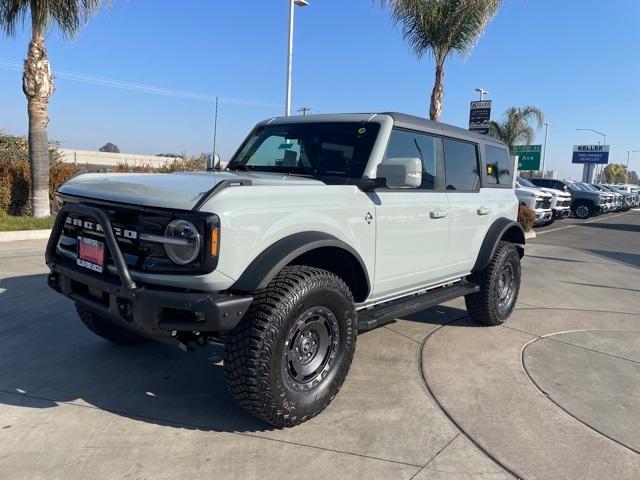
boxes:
[116,299,133,322]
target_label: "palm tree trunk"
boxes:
[429,56,445,121]
[23,35,53,218]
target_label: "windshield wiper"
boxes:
[227,164,251,171]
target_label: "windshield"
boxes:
[517,176,537,188]
[567,181,583,191]
[581,183,599,192]
[227,122,380,179]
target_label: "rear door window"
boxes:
[484,145,513,186]
[443,139,479,191]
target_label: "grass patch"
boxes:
[0,212,54,231]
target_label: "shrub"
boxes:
[517,203,537,232]
[0,133,81,215]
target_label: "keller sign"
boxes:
[572,145,610,164]
[468,100,492,134]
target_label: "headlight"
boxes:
[164,219,201,265]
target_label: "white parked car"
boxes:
[515,177,553,225]
[517,177,570,221]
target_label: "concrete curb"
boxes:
[525,230,536,240]
[0,229,52,242]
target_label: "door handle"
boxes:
[430,210,448,219]
[477,206,492,216]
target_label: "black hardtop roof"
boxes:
[259,112,507,149]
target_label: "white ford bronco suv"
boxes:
[46,113,525,427]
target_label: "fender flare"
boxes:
[472,218,525,273]
[231,231,371,294]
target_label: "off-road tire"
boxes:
[224,266,357,428]
[76,304,149,345]
[573,201,594,219]
[465,241,521,326]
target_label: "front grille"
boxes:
[56,197,218,275]
[541,198,551,209]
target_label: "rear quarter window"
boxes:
[483,145,513,187]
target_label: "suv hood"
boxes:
[58,171,323,211]
[515,186,552,198]
[535,186,570,198]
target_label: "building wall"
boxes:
[59,149,179,168]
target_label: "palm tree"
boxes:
[488,106,544,150]
[381,0,502,121]
[0,0,103,217]
[603,163,627,184]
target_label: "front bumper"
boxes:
[552,207,570,219]
[533,209,553,225]
[46,203,253,345]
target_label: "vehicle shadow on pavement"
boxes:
[583,249,640,269]
[0,273,482,435]
[0,273,269,433]
[580,222,640,234]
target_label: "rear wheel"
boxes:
[224,266,357,427]
[76,304,148,345]
[465,241,521,326]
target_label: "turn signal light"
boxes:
[210,227,220,257]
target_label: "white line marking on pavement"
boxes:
[536,212,627,235]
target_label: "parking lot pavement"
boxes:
[1,211,639,479]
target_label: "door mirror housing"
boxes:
[376,157,422,188]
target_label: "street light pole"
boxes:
[542,122,550,176]
[285,0,309,117]
[474,87,489,100]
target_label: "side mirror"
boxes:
[205,153,220,171]
[376,157,422,188]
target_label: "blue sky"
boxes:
[1,0,639,179]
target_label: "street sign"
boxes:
[572,145,610,164]
[468,100,492,134]
[510,145,542,171]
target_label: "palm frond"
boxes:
[0,0,103,38]
[382,0,502,59]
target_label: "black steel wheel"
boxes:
[224,266,356,427]
[465,241,521,326]
[282,306,339,391]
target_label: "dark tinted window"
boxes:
[228,122,380,179]
[385,129,437,189]
[443,139,479,191]
[484,145,512,185]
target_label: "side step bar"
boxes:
[357,280,479,332]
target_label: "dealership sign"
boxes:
[572,145,610,164]
[510,145,542,171]
[468,100,492,134]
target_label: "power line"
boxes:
[0,58,279,108]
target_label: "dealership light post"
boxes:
[576,128,607,182]
[541,122,551,176]
[285,0,309,117]
[474,87,489,101]
[626,150,640,183]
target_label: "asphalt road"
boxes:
[0,210,639,479]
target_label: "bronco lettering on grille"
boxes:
[65,216,138,240]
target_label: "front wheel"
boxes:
[465,241,521,326]
[573,201,594,219]
[224,266,357,427]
